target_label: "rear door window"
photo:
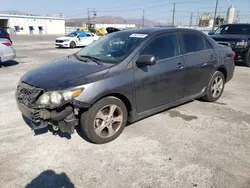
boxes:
[141,34,179,61]
[0,29,6,38]
[181,32,205,54]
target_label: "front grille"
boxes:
[56,40,64,43]
[228,41,236,48]
[16,82,44,107]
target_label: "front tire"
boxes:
[70,41,76,48]
[80,97,128,144]
[202,71,225,102]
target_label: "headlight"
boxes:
[37,88,83,107]
[236,40,248,48]
[64,39,70,42]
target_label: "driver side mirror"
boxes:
[208,31,214,35]
[136,55,156,66]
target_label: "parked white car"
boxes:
[55,31,99,48]
[0,38,16,63]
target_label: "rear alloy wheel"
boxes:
[80,97,127,144]
[70,41,76,48]
[202,71,225,102]
[244,49,250,67]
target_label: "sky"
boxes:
[1,0,250,24]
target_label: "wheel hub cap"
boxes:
[211,76,223,98]
[94,104,123,138]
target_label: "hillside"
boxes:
[66,15,160,27]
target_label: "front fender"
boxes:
[74,68,135,109]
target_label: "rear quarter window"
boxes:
[203,37,213,49]
[181,32,205,54]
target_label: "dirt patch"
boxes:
[167,110,198,121]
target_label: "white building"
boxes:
[0,14,65,35]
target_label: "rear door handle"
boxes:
[177,62,184,69]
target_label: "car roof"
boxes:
[221,23,250,26]
[117,27,202,36]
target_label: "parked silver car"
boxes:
[0,38,16,63]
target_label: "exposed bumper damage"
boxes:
[17,101,78,134]
[15,82,83,134]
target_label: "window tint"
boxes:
[0,29,7,37]
[141,34,179,61]
[182,33,204,53]
[203,37,213,49]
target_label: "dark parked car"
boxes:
[0,28,11,43]
[208,23,250,66]
[16,28,235,144]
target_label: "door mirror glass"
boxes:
[208,31,214,35]
[136,55,156,66]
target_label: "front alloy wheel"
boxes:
[94,104,123,138]
[81,97,127,144]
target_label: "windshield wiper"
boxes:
[80,55,103,65]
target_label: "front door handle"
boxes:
[177,62,184,69]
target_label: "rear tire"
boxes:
[244,49,250,67]
[202,71,225,102]
[70,41,76,48]
[80,97,128,144]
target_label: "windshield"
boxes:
[76,31,148,63]
[215,25,250,35]
[66,32,78,37]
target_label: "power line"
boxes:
[111,0,165,9]
[97,3,171,12]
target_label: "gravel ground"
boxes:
[0,35,250,188]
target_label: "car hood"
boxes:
[22,57,110,91]
[211,34,250,41]
[56,36,74,40]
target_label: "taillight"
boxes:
[232,51,236,60]
[2,43,11,47]
[6,34,10,39]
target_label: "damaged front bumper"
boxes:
[17,101,79,134]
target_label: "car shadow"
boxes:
[34,126,72,140]
[0,60,19,67]
[126,99,196,127]
[22,115,72,140]
[235,63,250,68]
[25,170,75,188]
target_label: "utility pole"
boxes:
[189,12,193,27]
[87,8,91,25]
[142,10,145,28]
[172,1,176,27]
[236,10,240,23]
[196,9,200,26]
[212,0,219,31]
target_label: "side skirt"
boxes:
[128,88,205,123]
